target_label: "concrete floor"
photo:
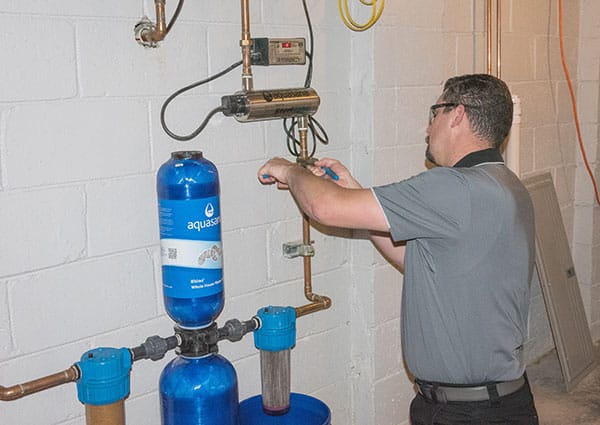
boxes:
[528,344,600,425]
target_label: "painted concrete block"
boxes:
[557,123,577,165]
[442,0,475,32]
[0,187,86,277]
[291,268,352,335]
[0,282,12,358]
[308,230,349,275]
[0,16,76,102]
[219,161,269,231]
[374,372,413,425]
[396,86,439,147]
[10,251,158,354]
[0,0,138,17]
[77,20,208,98]
[534,125,563,169]
[313,381,352,425]
[291,328,350,392]
[501,34,535,82]
[373,147,400,186]
[590,283,600,325]
[456,33,485,76]
[383,0,443,29]
[578,37,600,81]
[307,28,352,92]
[576,81,600,124]
[573,241,593,285]
[581,0,600,34]
[264,183,302,224]
[221,226,269,298]
[375,28,454,87]
[374,318,401,381]
[551,165,576,210]
[374,88,398,148]
[262,0,327,26]
[183,0,259,24]
[554,82,574,124]
[5,100,150,187]
[512,82,555,127]
[87,174,159,256]
[574,205,600,247]
[574,166,598,203]
[267,218,307,283]
[204,24,250,93]
[512,0,556,35]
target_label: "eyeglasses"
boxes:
[429,102,458,124]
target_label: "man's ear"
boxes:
[451,104,467,128]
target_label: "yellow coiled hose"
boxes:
[338,0,384,32]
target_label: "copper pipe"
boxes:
[139,0,168,44]
[486,0,492,74]
[85,400,126,425]
[0,365,80,401]
[294,116,331,319]
[496,0,502,78]
[153,0,168,41]
[240,0,254,91]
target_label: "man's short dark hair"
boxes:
[441,74,513,148]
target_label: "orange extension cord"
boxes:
[558,0,600,207]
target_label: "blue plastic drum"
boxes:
[239,393,331,425]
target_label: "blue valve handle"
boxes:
[321,166,339,181]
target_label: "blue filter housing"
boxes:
[157,151,224,328]
[76,347,132,406]
[160,354,239,425]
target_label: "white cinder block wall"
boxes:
[1,1,598,425]
[574,0,600,340]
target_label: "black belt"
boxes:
[415,376,525,403]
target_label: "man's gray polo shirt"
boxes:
[372,149,535,384]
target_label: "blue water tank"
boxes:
[157,151,224,328]
[239,393,331,425]
[160,354,239,425]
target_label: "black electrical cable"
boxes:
[166,0,185,35]
[308,116,328,144]
[301,0,314,89]
[283,0,329,160]
[161,60,242,141]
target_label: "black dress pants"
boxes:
[410,379,539,425]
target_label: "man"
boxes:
[258,74,538,424]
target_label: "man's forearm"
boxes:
[369,231,406,271]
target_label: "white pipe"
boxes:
[505,95,521,177]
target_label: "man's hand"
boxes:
[257,157,297,189]
[310,158,362,189]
